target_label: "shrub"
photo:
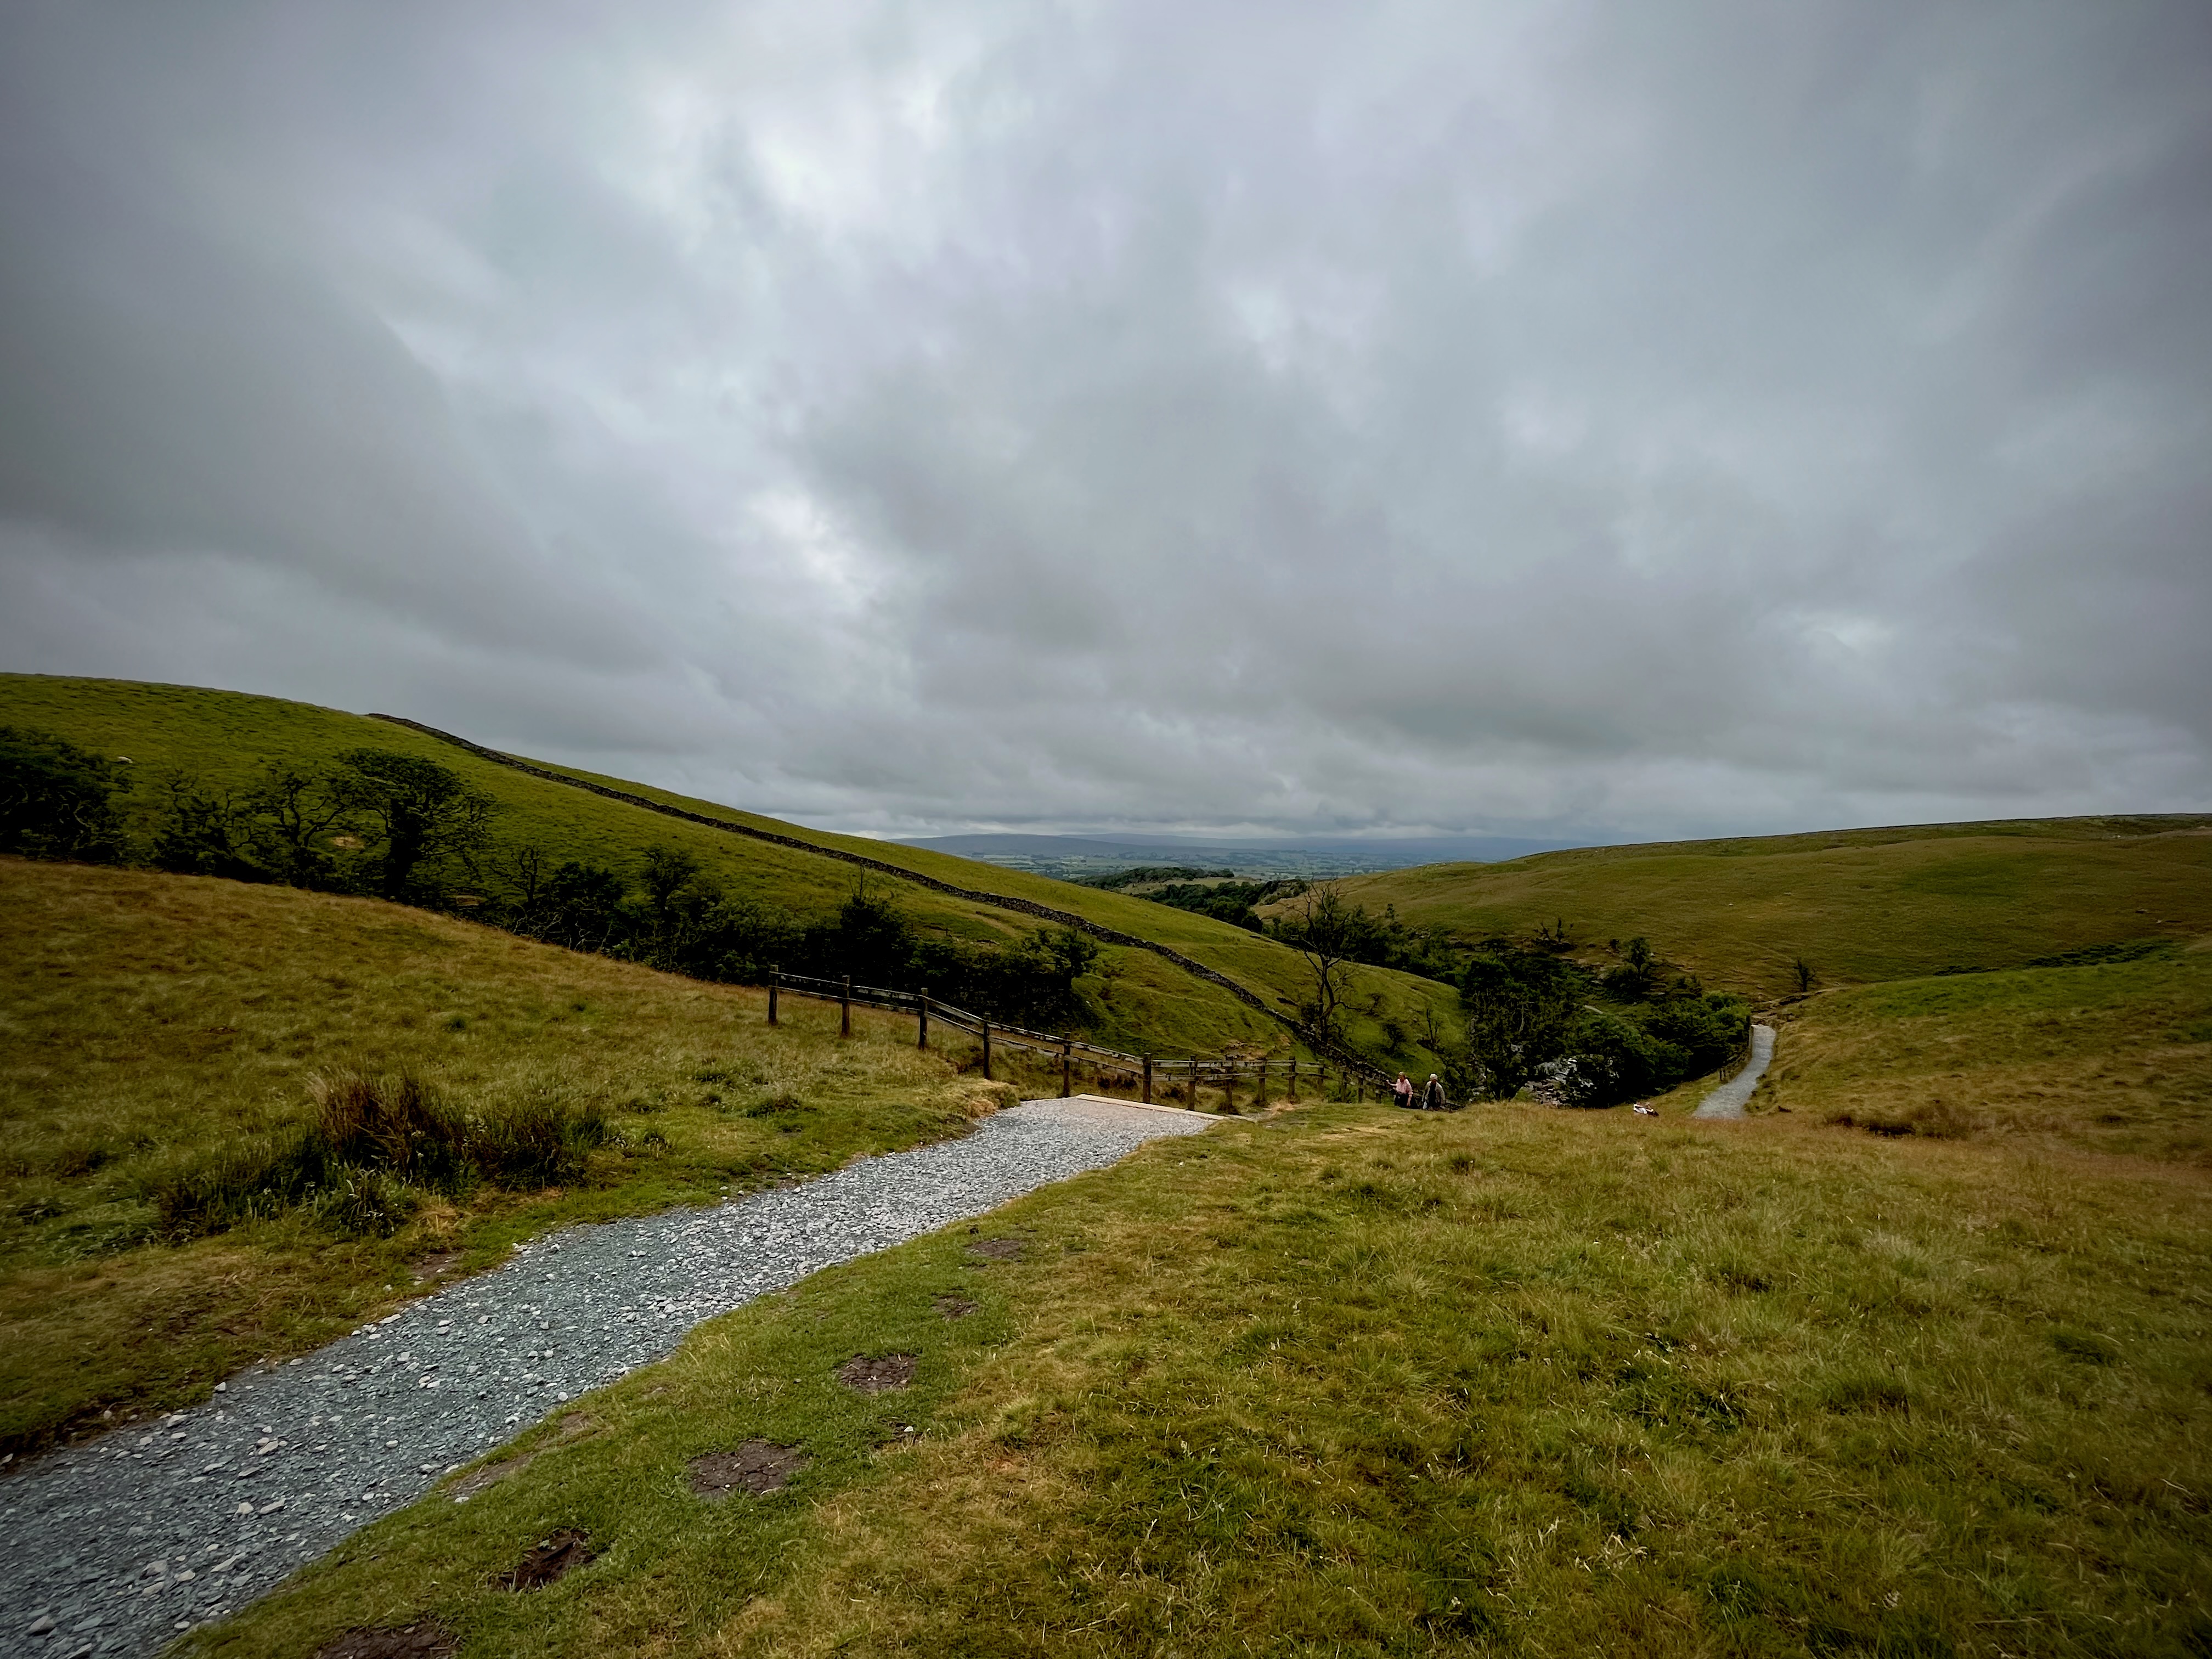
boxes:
[145,1071,614,1240]
[0,726,131,862]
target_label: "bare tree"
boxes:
[335,748,498,899]
[1273,882,1365,1043]
[244,762,364,887]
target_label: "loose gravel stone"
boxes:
[0,1097,1209,1657]
[1692,1023,1777,1119]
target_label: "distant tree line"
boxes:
[0,725,1102,1031]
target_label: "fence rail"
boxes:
[763,968,1392,1108]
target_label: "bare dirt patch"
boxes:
[409,1251,464,1284]
[498,1528,597,1591]
[448,1452,534,1499]
[688,1439,810,1497]
[449,1414,600,1500]
[313,1619,460,1659]
[967,1238,1024,1262]
[935,1293,978,1319]
[836,1352,918,1393]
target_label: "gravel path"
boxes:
[3,1096,1212,1659]
[1692,1023,1777,1119]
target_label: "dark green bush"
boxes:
[145,1071,614,1239]
[0,726,131,862]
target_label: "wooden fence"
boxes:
[765,969,1384,1111]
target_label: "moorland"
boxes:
[3,673,2208,1657]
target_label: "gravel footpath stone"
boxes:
[1692,1023,1777,1119]
[1,1097,1211,1657]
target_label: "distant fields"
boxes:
[1306,817,2212,998]
[0,673,1460,1068]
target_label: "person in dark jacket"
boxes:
[1423,1074,1447,1111]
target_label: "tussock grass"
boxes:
[196,1104,2212,1658]
[144,1070,615,1239]
[0,859,1009,1453]
[1762,942,2212,1163]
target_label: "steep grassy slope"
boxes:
[1301,817,2212,998]
[199,1100,2212,1659]
[0,674,1460,1067]
[1758,940,2212,1162]
[0,859,1016,1454]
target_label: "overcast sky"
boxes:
[2,1,2207,842]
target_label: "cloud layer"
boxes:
[4,0,2207,839]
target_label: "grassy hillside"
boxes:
[0,859,1030,1455]
[0,673,1459,1069]
[1758,940,2212,1163]
[1301,816,2212,999]
[195,1095,2212,1658]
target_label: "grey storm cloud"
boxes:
[2,0,2207,839]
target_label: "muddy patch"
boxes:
[498,1528,597,1591]
[836,1352,918,1393]
[688,1439,810,1497]
[934,1293,978,1319]
[449,1414,599,1501]
[448,1451,535,1500]
[314,1618,460,1659]
[966,1238,1024,1262]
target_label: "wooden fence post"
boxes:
[1142,1055,1153,1105]
[840,975,851,1038]
[917,989,929,1049]
[768,967,778,1026]
[980,1018,992,1081]
[1288,1056,1298,1100]
[1060,1039,1072,1098]
[1255,1057,1267,1108]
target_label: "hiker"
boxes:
[1424,1073,1447,1111]
[1393,1072,1414,1109]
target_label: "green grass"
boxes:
[0,673,1461,1070]
[0,858,1017,1455]
[1304,818,2212,999]
[191,1101,2212,1658]
[1758,939,2212,1163]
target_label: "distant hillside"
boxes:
[0,674,1460,1069]
[896,831,1581,881]
[1293,816,2212,999]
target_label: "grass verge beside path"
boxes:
[199,1104,2212,1658]
[1761,941,2212,1162]
[0,860,1008,1455]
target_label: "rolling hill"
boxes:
[0,674,1461,1071]
[1292,816,2212,999]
